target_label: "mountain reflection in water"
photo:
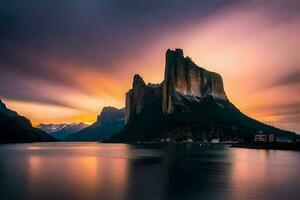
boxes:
[0,143,300,200]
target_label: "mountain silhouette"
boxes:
[0,99,56,143]
[108,49,297,142]
[66,107,125,141]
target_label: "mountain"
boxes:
[65,106,125,141]
[0,100,18,117]
[109,49,297,142]
[162,49,227,113]
[37,123,89,140]
[37,124,69,134]
[0,99,57,143]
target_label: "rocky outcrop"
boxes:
[109,48,297,142]
[125,74,162,124]
[0,99,56,143]
[124,49,227,123]
[163,49,227,114]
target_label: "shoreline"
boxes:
[231,142,300,151]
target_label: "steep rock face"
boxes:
[125,74,162,124]
[125,49,228,121]
[108,49,297,142]
[163,49,227,113]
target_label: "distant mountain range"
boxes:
[0,100,57,143]
[37,123,89,140]
[108,49,297,142]
[65,107,125,141]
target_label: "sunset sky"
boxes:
[0,0,299,133]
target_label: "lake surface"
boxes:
[0,143,300,200]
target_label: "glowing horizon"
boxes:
[0,0,299,132]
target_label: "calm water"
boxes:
[0,143,300,200]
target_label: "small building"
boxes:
[211,138,219,143]
[268,134,275,142]
[254,134,268,142]
[254,133,276,142]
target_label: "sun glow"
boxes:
[1,1,299,132]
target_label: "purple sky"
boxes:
[0,0,299,132]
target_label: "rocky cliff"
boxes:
[108,49,296,142]
[125,75,162,124]
[124,49,227,123]
[163,49,227,113]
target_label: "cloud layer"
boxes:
[0,0,299,132]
